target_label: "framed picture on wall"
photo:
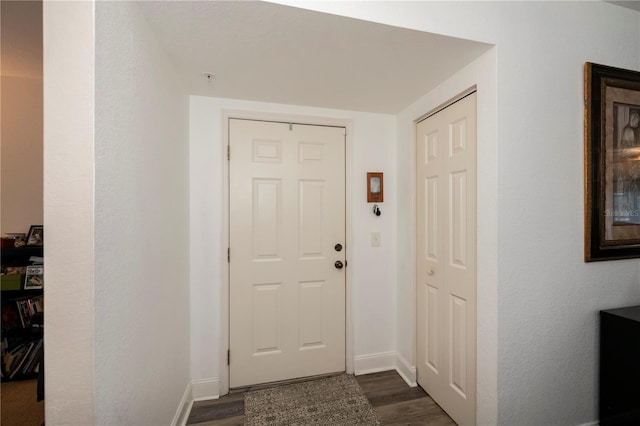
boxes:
[26,225,43,247]
[585,63,640,261]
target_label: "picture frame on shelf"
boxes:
[585,62,640,261]
[25,226,43,247]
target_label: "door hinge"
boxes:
[227,350,230,365]
[289,122,293,131]
[227,248,230,263]
[227,145,230,160]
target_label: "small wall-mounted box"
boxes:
[367,172,383,203]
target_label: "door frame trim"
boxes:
[220,110,354,395]
[415,86,477,124]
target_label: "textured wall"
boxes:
[94,2,190,425]
[43,1,96,424]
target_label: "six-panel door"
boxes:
[229,119,346,388]
[416,93,477,425]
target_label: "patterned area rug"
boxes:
[244,374,381,425]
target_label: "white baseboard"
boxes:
[192,377,220,401]
[395,352,417,387]
[353,351,396,375]
[171,382,193,426]
[576,422,598,426]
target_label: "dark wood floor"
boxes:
[186,370,456,425]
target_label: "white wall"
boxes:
[190,96,397,396]
[94,2,191,425]
[1,76,43,234]
[43,1,96,424]
[277,1,640,425]
[1,1,43,235]
[44,2,192,423]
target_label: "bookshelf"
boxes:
[1,246,44,381]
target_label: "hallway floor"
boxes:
[186,370,456,425]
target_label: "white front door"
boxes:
[229,118,346,388]
[416,93,477,425]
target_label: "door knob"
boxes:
[335,260,344,269]
[334,243,343,252]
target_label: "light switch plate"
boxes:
[371,232,381,247]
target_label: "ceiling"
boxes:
[138,1,491,114]
[3,1,639,112]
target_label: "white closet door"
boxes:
[416,93,477,425]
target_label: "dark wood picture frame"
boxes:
[367,172,383,203]
[585,63,640,261]
[26,225,43,247]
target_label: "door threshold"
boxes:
[229,371,345,394]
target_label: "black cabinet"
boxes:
[600,306,640,425]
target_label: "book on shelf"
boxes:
[9,341,34,379]
[15,295,44,328]
[24,265,43,289]
[21,338,43,375]
[1,338,42,379]
[3,343,23,373]
[3,341,29,378]
[2,294,44,330]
